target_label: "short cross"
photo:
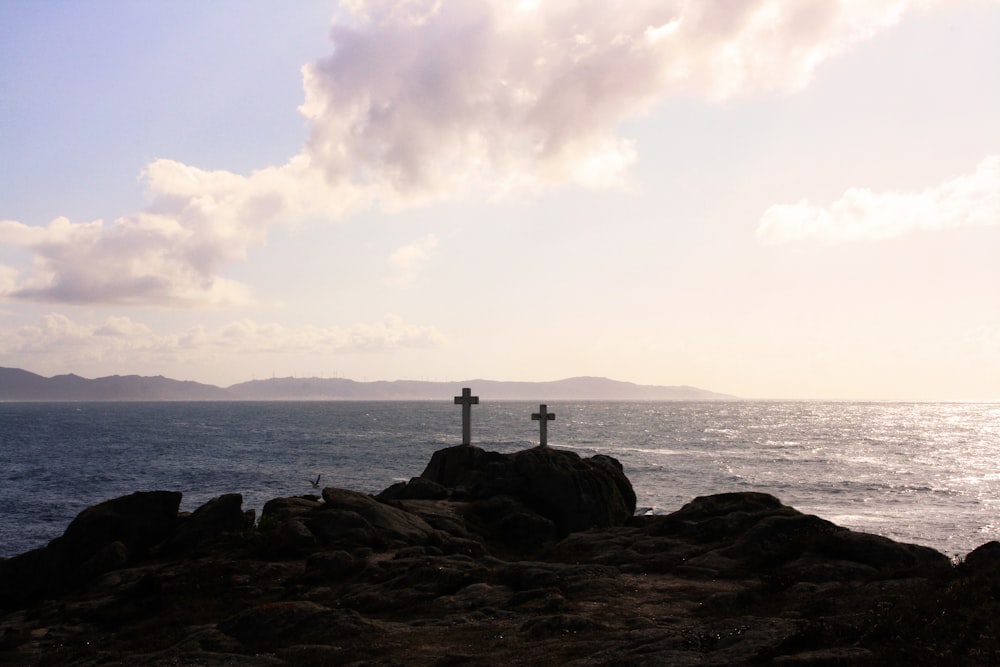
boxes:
[454,387,479,445]
[531,404,555,447]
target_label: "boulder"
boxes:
[376,476,448,501]
[317,487,439,548]
[0,490,182,608]
[260,496,323,523]
[658,492,950,578]
[59,490,182,560]
[164,493,247,552]
[961,540,1000,573]
[813,528,950,575]
[418,445,636,537]
[655,492,798,542]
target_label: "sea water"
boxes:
[1,400,998,559]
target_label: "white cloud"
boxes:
[2,0,947,306]
[0,264,18,294]
[94,315,154,337]
[0,312,445,372]
[304,0,934,198]
[341,313,446,350]
[385,234,439,287]
[757,156,1000,243]
[0,214,254,306]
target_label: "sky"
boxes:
[1,0,998,400]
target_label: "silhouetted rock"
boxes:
[164,493,248,552]
[1,445,998,665]
[658,493,951,580]
[961,540,1000,573]
[418,444,636,538]
[315,487,439,548]
[0,490,181,607]
[61,490,182,559]
[376,475,449,501]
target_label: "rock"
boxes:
[773,647,875,664]
[260,496,323,523]
[717,513,840,563]
[961,540,1000,573]
[305,550,358,579]
[275,517,318,551]
[4,445,999,665]
[656,492,797,542]
[306,509,378,547]
[80,539,131,579]
[520,613,606,638]
[218,601,377,650]
[0,490,181,608]
[498,502,559,547]
[376,476,449,501]
[59,490,182,560]
[775,554,879,583]
[419,444,636,537]
[391,498,480,541]
[813,527,950,575]
[318,487,439,547]
[657,492,950,579]
[164,493,247,552]
[420,444,508,490]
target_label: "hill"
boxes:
[226,376,735,401]
[0,367,231,401]
[0,367,735,401]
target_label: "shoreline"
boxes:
[3,444,999,664]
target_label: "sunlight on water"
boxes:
[0,400,998,559]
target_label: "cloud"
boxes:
[2,0,945,306]
[757,156,1000,243]
[385,234,439,287]
[0,215,254,306]
[0,264,18,294]
[94,315,155,337]
[212,316,445,352]
[0,313,445,371]
[0,156,380,306]
[305,0,933,197]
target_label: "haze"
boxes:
[1,0,998,400]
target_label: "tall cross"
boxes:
[532,404,555,447]
[454,387,479,445]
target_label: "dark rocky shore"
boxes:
[2,445,999,665]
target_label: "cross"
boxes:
[532,404,555,447]
[454,387,479,445]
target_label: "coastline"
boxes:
[2,444,999,665]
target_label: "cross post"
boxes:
[454,387,479,445]
[531,404,555,447]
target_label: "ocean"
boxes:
[1,400,998,560]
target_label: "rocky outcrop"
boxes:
[1,446,998,665]
[641,492,950,580]
[0,490,182,607]
[387,444,637,540]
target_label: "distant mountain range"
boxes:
[0,367,736,402]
